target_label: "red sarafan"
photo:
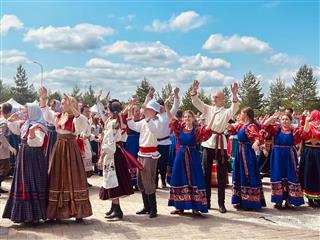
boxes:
[310,110,320,122]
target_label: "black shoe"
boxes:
[87,182,92,187]
[148,193,158,218]
[105,204,115,216]
[105,204,123,220]
[136,191,150,214]
[0,188,8,194]
[218,204,227,213]
[75,218,84,223]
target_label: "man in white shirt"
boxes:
[191,80,239,213]
[144,87,180,188]
[127,99,161,218]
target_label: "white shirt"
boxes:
[127,118,160,159]
[191,94,239,149]
[157,96,180,145]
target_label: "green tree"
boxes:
[181,85,211,114]
[48,91,62,102]
[136,77,152,105]
[289,65,318,112]
[222,86,231,108]
[0,80,11,103]
[267,77,287,113]
[71,85,83,102]
[238,72,264,112]
[11,64,37,104]
[82,85,96,106]
[156,83,173,108]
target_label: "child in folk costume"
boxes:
[3,103,48,223]
[168,110,213,215]
[39,87,92,222]
[228,107,266,210]
[98,99,134,220]
[263,113,304,208]
[127,99,161,218]
[299,110,320,207]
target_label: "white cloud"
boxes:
[101,40,179,65]
[24,23,115,51]
[145,11,207,32]
[37,58,235,100]
[0,14,24,35]
[180,54,230,70]
[266,52,303,65]
[0,49,31,64]
[203,34,271,53]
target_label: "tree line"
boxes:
[1,64,319,115]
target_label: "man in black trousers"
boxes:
[190,80,239,213]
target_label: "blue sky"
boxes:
[1,0,319,101]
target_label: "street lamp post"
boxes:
[33,61,43,87]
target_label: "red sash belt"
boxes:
[139,146,157,153]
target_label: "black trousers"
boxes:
[202,147,228,207]
[156,145,169,186]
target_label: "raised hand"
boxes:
[39,87,48,98]
[105,91,110,103]
[148,87,155,98]
[97,89,102,102]
[192,80,200,92]
[230,83,239,95]
[173,87,180,97]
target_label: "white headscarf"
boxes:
[20,103,47,137]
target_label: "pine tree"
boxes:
[181,86,211,114]
[0,80,11,103]
[222,86,231,108]
[268,77,287,113]
[238,72,264,112]
[11,64,37,104]
[289,65,318,112]
[71,85,83,102]
[136,77,152,105]
[82,85,96,106]
[156,83,173,108]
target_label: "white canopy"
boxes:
[3,98,23,109]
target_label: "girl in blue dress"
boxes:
[263,113,304,208]
[168,110,212,215]
[228,107,266,210]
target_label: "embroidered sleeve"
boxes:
[101,128,116,159]
[195,125,213,143]
[227,122,242,135]
[169,118,182,137]
[293,127,303,145]
[263,124,280,137]
[27,129,45,147]
[246,124,264,144]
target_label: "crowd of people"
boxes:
[0,80,319,225]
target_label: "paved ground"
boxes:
[0,175,319,240]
